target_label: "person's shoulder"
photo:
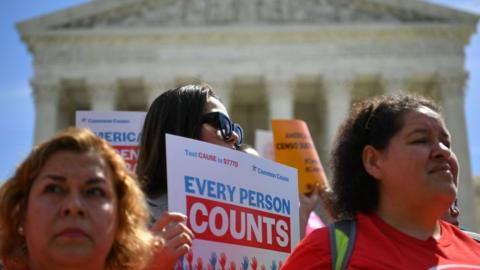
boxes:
[302,226,330,245]
[281,227,330,270]
[440,220,480,245]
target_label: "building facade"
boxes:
[18,0,479,228]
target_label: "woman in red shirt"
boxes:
[282,94,480,270]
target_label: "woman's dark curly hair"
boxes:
[330,94,440,219]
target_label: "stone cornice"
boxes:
[21,23,476,47]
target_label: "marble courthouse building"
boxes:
[18,0,479,229]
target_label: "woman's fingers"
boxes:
[161,222,194,240]
[299,187,319,214]
[153,230,193,265]
[164,232,194,252]
[147,211,195,270]
[152,211,187,231]
[161,222,194,241]
[150,242,189,270]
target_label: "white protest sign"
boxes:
[166,134,299,270]
[254,129,274,160]
[76,111,146,171]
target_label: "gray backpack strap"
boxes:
[462,229,480,242]
[328,219,357,270]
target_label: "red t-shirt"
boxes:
[282,213,480,270]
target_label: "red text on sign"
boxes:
[187,196,291,253]
[113,145,139,172]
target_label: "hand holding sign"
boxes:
[148,212,194,270]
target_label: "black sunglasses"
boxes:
[200,112,244,147]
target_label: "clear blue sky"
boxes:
[0,0,479,181]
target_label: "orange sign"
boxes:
[272,120,329,194]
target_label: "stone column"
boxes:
[439,74,477,230]
[382,74,406,95]
[323,76,352,147]
[266,76,294,120]
[31,79,60,143]
[87,79,117,111]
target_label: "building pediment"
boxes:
[17,0,479,35]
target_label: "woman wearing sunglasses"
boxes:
[137,84,243,269]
